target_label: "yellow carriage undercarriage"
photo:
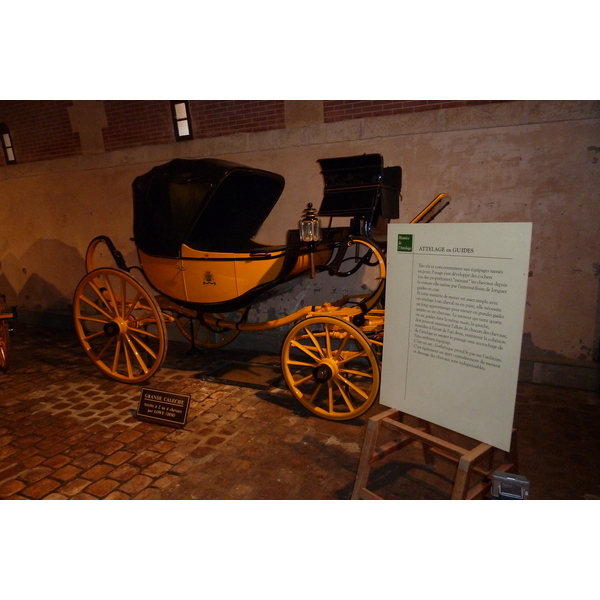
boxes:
[74,235,386,420]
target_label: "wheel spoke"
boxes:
[78,315,111,326]
[128,331,158,360]
[305,327,325,358]
[339,367,373,380]
[120,276,127,318]
[293,371,315,387]
[309,383,324,405]
[95,335,116,362]
[129,326,160,340]
[328,382,335,413]
[334,378,357,411]
[82,329,109,343]
[112,339,122,374]
[124,291,143,319]
[336,373,370,400]
[324,324,333,358]
[87,278,117,316]
[287,359,316,368]
[100,273,120,316]
[123,336,135,378]
[290,338,321,363]
[125,333,151,373]
[79,293,114,321]
[335,349,367,367]
[333,331,351,360]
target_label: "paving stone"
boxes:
[107,463,140,482]
[119,474,153,495]
[63,431,93,445]
[52,465,83,482]
[151,473,179,490]
[168,457,200,475]
[148,440,177,454]
[21,478,61,499]
[103,450,134,466]
[0,479,26,498]
[21,465,53,484]
[0,446,19,460]
[123,438,153,453]
[142,430,169,442]
[59,478,92,497]
[39,442,70,459]
[142,461,172,478]
[86,479,121,498]
[105,491,131,500]
[133,487,163,499]
[72,453,104,469]
[0,435,17,448]
[130,450,161,468]
[22,455,46,469]
[162,449,187,465]
[81,464,114,481]
[43,454,72,469]
[0,463,24,483]
[115,430,143,444]
[11,434,44,449]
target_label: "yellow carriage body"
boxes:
[138,243,334,306]
[130,158,347,313]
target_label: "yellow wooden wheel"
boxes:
[172,309,247,349]
[73,268,167,383]
[281,315,380,420]
[0,319,9,371]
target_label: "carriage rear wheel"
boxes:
[172,309,247,349]
[280,315,380,421]
[73,268,167,383]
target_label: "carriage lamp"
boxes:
[299,203,322,278]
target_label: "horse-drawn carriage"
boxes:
[73,153,449,420]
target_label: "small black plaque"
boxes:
[137,388,191,428]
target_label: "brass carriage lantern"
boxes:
[299,203,322,278]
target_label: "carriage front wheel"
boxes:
[280,315,380,421]
[73,268,168,383]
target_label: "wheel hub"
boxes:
[313,364,332,382]
[104,318,127,337]
[312,358,339,382]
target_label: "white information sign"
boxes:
[380,223,532,451]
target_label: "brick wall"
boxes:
[0,99,509,166]
[102,100,173,152]
[0,100,80,165]
[189,101,286,138]
[324,100,506,122]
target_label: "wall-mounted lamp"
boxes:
[299,203,322,278]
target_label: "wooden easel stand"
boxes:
[352,408,518,500]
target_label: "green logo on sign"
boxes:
[397,234,413,252]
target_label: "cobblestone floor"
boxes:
[1,324,599,500]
